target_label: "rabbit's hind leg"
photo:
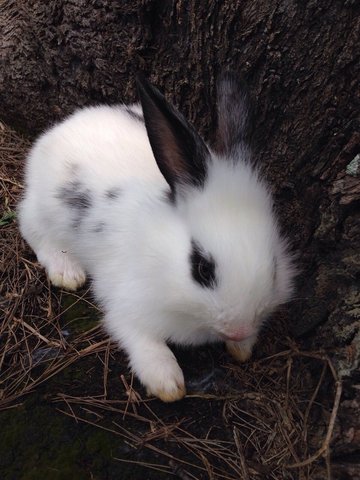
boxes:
[19,192,87,291]
[37,245,86,291]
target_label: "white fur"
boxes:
[19,101,295,402]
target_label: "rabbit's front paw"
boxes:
[143,358,186,402]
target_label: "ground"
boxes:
[0,122,344,479]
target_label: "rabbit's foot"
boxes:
[126,337,186,402]
[145,358,186,402]
[38,249,86,291]
[226,335,257,363]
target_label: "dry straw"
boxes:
[0,122,340,479]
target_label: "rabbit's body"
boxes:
[19,75,295,401]
[20,104,165,287]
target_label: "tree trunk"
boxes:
[1,0,359,476]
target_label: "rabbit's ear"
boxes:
[136,75,209,193]
[216,72,250,154]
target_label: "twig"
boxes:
[14,317,62,347]
[286,379,342,469]
[233,427,250,480]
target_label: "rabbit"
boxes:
[18,73,295,402]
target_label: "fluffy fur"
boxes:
[18,74,295,402]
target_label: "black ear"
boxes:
[216,72,250,155]
[136,75,210,193]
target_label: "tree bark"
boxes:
[1,0,359,474]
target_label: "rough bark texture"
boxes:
[1,0,359,475]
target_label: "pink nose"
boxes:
[220,326,254,342]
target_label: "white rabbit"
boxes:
[18,73,295,402]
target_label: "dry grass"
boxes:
[0,121,341,479]
[0,122,109,409]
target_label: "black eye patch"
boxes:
[190,240,217,289]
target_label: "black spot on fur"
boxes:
[190,240,217,289]
[105,187,121,199]
[57,181,92,211]
[125,107,144,123]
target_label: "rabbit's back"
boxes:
[25,104,164,195]
[19,104,168,276]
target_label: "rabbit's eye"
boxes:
[190,241,217,289]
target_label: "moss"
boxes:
[0,394,166,480]
[0,293,168,479]
[0,393,168,479]
[85,430,116,470]
[0,398,86,480]
[61,293,100,335]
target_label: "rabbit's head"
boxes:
[136,74,295,344]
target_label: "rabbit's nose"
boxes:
[217,325,255,342]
